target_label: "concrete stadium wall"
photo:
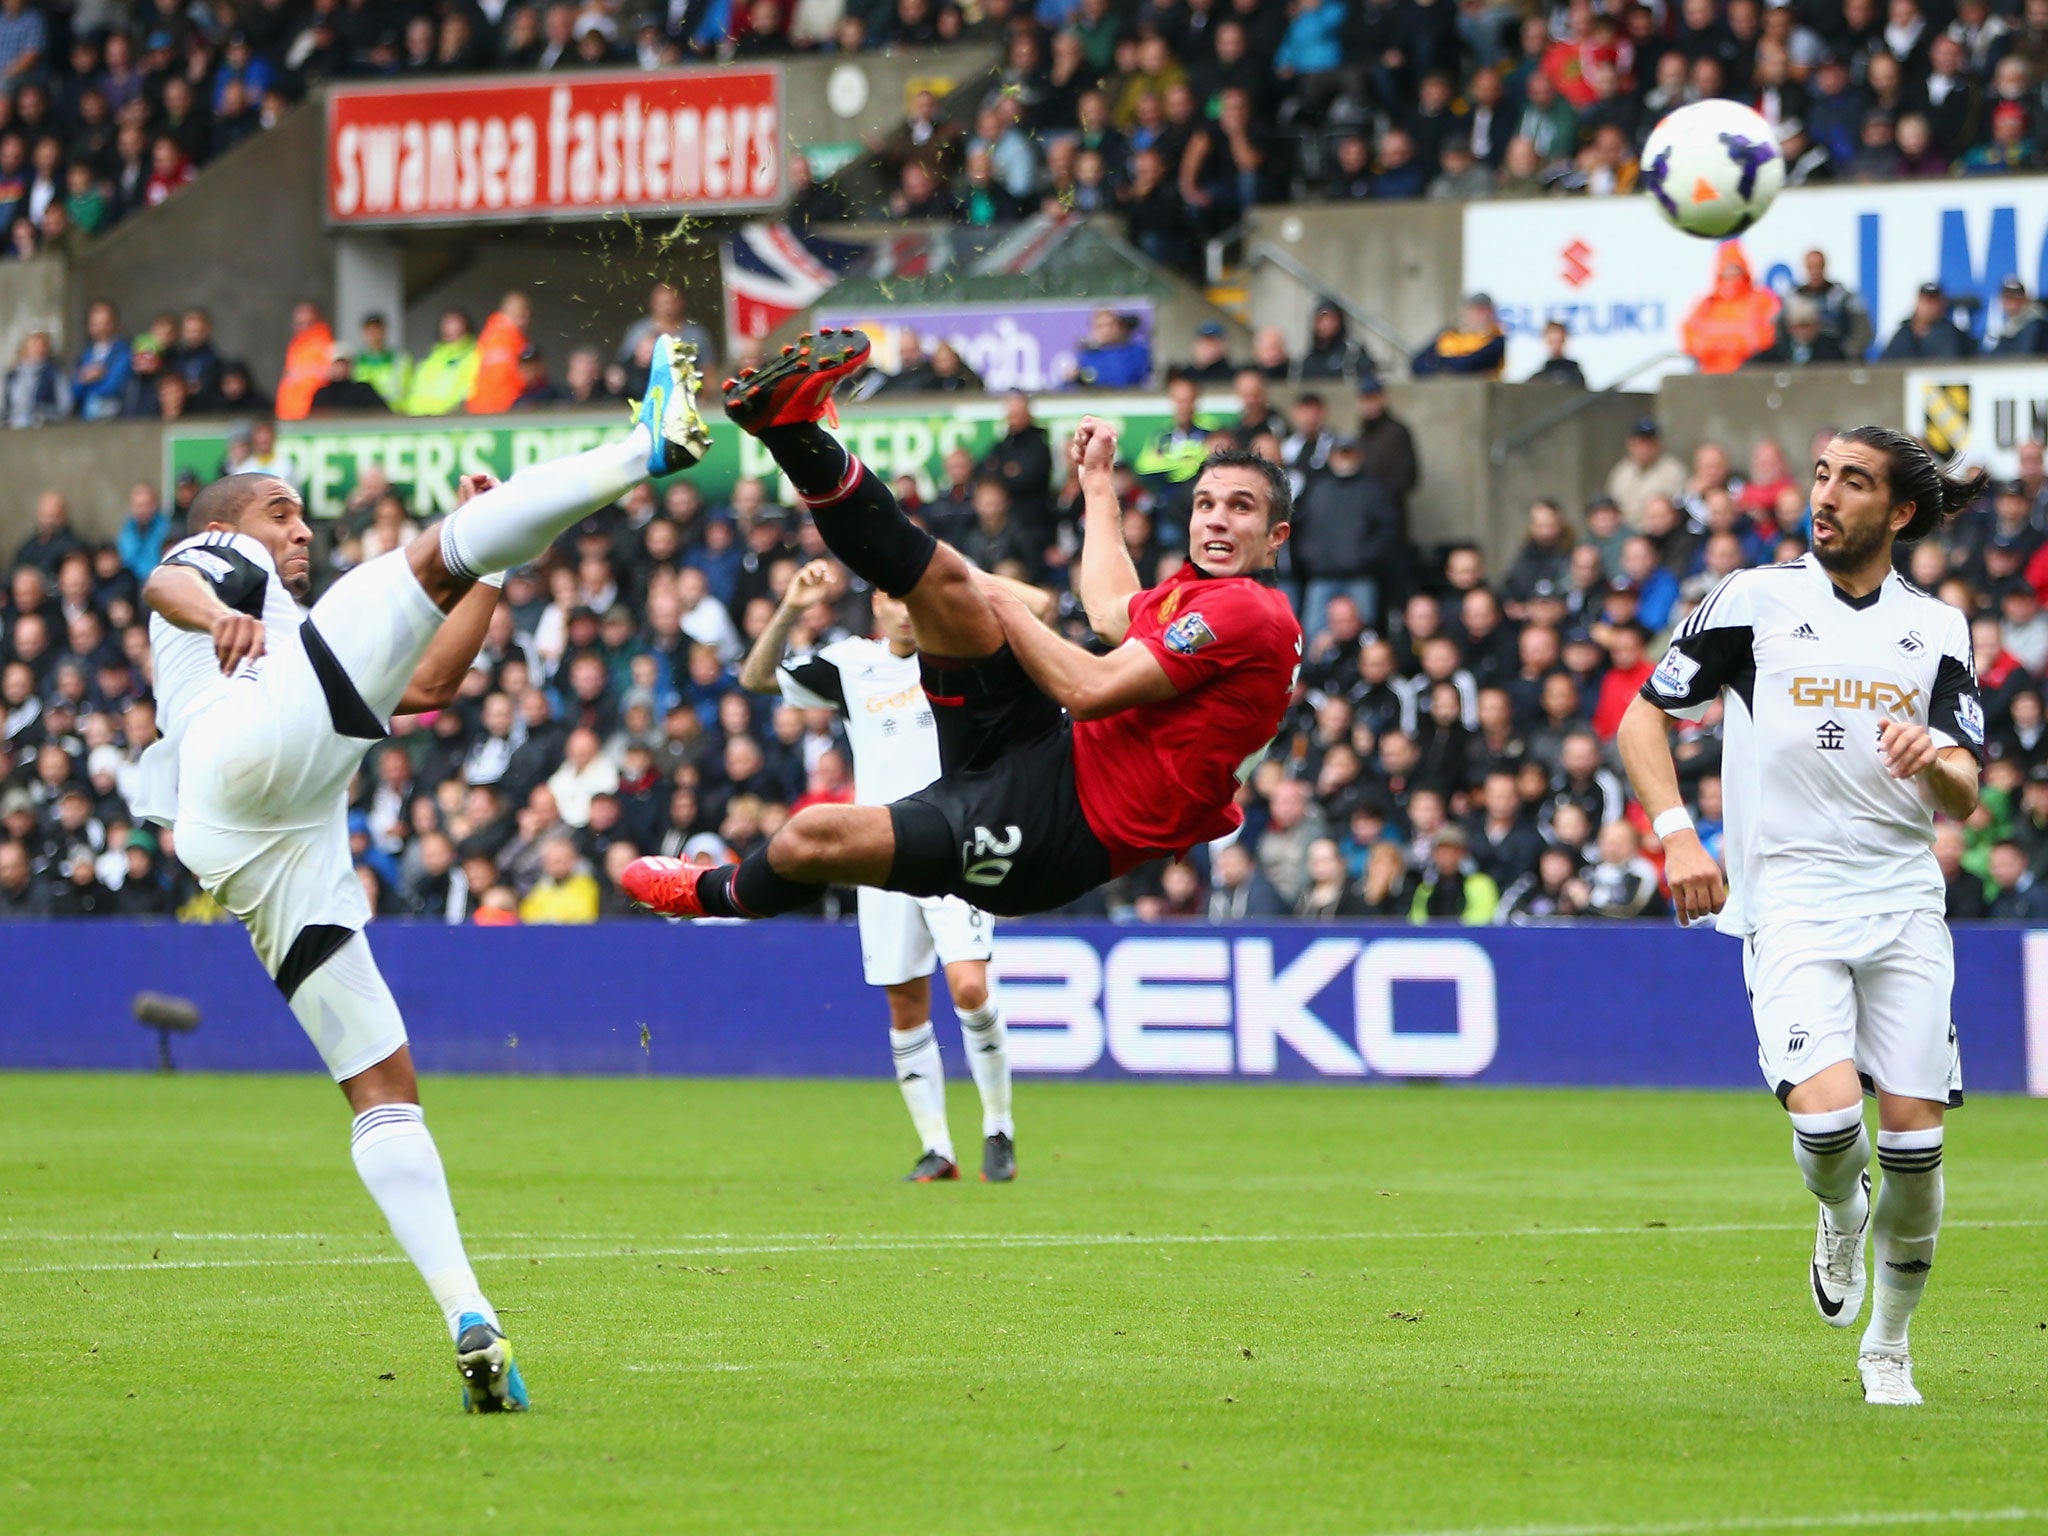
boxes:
[66,104,333,391]
[0,254,70,360]
[1654,364,1905,465]
[1245,201,1466,370]
[0,420,169,539]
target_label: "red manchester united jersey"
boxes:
[1071,563,1302,872]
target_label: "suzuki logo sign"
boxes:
[1561,239,1594,288]
[991,936,1499,1079]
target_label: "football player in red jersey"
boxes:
[623,330,1303,920]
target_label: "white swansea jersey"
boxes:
[777,636,939,806]
[133,531,304,824]
[1645,555,1983,937]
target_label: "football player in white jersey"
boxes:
[738,560,1047,1183]
[1620,426,1988,1408]
[137,339,710,1410]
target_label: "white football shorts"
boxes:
[857,887,994,988]
[170,551,445,1078]
[1741,909,1963,1107]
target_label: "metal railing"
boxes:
[1222,235,1423,361]
[1485,350,1688,466]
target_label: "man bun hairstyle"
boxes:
[1835,425,1990,542]
[1198,446,1294,528]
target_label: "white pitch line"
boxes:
[1376,1507,2044,1536]
[5,1219,2047,1277]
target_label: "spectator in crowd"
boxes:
[1294,434,1399,632]
[1882,283,1978,361]
[1206,841,1286,920]
[1748,295,1848,366]
[1789,250,1871,356]
[1297,301,1373,384]
[1526,320,1587,386]
[1680,244,1781,374]
[353,313,411,409]
[1937,822,1989,921]
[1408,825,1498,925]
[518,835,600,924]
[1986,277,2048,357]
[1070,309,1151,389]
[1606,419,1687,527]
[114,483,174,580]
[1578,821,1664,919]
[5,330,69,427]
[1411,293,1506,379]
[1182,322,1236,383]
[72,300,131,421]
[306,349,388,415]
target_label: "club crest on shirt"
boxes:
[1159,588,1183,622]
[1163,611,1218,656]
[1650,645,1700,698]
[1956,693,1985,745]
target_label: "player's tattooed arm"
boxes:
[1617,694,1726,925]
[143,563,267,674]
[739,559,835,693]
[984,579,1178,722]
[1068,416,1143,645]
[1878,720,1979,820]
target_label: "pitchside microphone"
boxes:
[132,992,201,1072]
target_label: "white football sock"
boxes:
[1789,1104,1870,1229]
[1862,1127,1944,1356]
[349,1103,496,1342]
[957,1000,1013,1139]
[891,1022,953,1162]
[438,429,649,581]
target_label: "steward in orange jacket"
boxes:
[1680,243,1780,375]
[467,292,532,415]
[275,303,335,420]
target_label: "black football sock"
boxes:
[691,845,822,918]
[758,426,936,599]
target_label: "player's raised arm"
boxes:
[738,559,836,693]
[394,475,506,714]
[1068,417,1144,644]
[143,561,267,673]
[1617,693,1724,924]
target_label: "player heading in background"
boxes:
[1619,425,1987,1408]
[624,329,1302,926]
[740,561,1018,1183]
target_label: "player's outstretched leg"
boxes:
[305,338,709,731]
[1789,1104,1871,1326]
[1859,1123,1943,1406]
[724,330,1003,659]
[432,336,708,596]
[287,935,527,1411]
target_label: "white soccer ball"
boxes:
[1640,100,1786,240]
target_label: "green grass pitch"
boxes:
[2,1072,2044,1535]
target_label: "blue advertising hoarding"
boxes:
[0,921,2040,1095]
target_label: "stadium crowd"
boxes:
[7,348,2048,926]
[7,0,2048,273]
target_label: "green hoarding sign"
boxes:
[162,393,1234,519]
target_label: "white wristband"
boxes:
[1652,807,1694,841]
[478,569,507,589]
